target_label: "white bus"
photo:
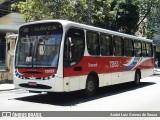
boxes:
[13,20,154,96]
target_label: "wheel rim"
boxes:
[87,80,94,92]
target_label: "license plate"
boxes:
[28,82,37,86]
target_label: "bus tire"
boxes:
[83,75,97,97]
[133,70,141,86]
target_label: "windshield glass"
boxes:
[15,22,63,67]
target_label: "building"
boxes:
[0,0,25,82]
[149,5,160,67]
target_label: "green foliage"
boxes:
[11,0,53,22]
[11,0,160,38]
[91,0,116,29]
[115,0,139,34]
[137,0,160,38]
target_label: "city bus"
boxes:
[13,20,154,96]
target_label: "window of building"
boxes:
[0,36,6,69]
[100,34,113,56]
[86,31,100,56]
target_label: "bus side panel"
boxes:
[63,56,154,92]
[101,73,112,87]
[140,58,154,79]
[63,76,80,92]
[121,71,135,83]
[141,68,154,79]
[98,74,106,87]
[63,75,88,92]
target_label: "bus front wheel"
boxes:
[83,75,97,97]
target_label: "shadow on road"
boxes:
[15,81,155,106]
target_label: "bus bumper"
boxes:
[13,75,65,92]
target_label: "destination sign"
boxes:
[19,22,63,36]
[34,26,57,32]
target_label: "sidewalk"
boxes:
[153,68,160,75]
[0,83,15,91]
[0,80,15,91]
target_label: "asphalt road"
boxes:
[0,75,160,112]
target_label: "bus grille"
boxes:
[19,83,52,89]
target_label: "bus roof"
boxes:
[20,19,153,43]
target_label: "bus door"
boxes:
[63,28,85,91]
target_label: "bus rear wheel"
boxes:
[83,75,97,97]
[133,71,141,86]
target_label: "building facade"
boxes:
[0,0,25,82]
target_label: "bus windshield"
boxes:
[15,22,63,68]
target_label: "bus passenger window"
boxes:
[100,34,113,56]
[113,36,124,56]
[134,41,142,57]
[64,28,85,67]
[142,42,147,57]
[86,31,100,56]
[124,38,133,56]
[146,43,153,57]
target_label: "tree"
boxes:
[91,0,116,29]
[11,0,71,22]
[11,0,114,26]
[11,0,160,38]
[115,0,139,34]
[137,0,160,38]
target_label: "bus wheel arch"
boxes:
[134,68,141,86]
[83,71,99,97]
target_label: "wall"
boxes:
[0,32,17,82]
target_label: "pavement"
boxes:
[0,83,15,91]
[0,68,159,91]
[153,68,160,75]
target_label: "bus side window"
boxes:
[146,43,153,57]
[113,36,124,56]
[124,38,133,57]
[64,28,85,67]
[134,41,142,57]
[100,34,113,56]
[86,31,100,56]
[142,42,147,57]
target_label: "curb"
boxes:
[0,79,13,84]
[0,88,16,91]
